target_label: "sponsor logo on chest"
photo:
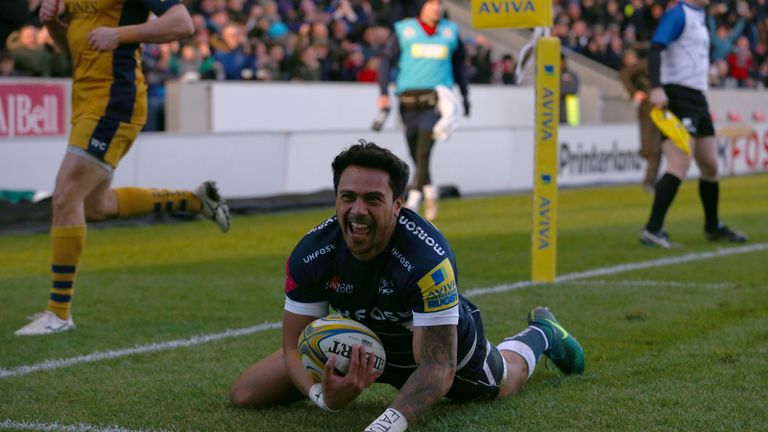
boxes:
[378,279,395,295]
[303,243,336,263]
[325,275,354,294]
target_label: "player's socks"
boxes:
[405,190,422,211]
[699,179,719,233]
[47,225,85,320]
[114,187,202,218]
[497,326,549,377]
[646,173,681,232]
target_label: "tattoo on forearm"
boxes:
[392,325,457,422]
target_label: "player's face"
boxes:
[420,0,443,25]
[336,165,403,261]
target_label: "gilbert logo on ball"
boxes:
[298,317,386,382]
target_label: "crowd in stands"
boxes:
[552,0,768,88]
[2,0,767,127]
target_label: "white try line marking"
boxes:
[0,322,280,379]
[2,243,766,380]
[462,243,768,297]
[0,419,157,432]
[567,279,737,289]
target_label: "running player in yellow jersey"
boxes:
[16,0,231,336]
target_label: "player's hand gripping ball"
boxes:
[298,317,386,381]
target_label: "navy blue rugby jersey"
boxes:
[284,208,482,377]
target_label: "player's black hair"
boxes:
[332,139,410,200]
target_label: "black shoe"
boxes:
[640,229,672,248]
[705,224,747,243]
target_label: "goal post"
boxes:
[531,36,560,282]
[471,0,559,282]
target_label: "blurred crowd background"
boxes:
[2,0,767,128]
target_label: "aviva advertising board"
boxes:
[471,0,553,29]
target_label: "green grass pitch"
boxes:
[1,173,767,431]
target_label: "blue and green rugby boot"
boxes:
[527,307,585,375]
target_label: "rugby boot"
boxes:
[196,181,231,232]
[15,310,75,336]
[639,229,676,248]
[527,307,585,375]
[705,224,747,243]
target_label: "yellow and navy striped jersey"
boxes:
[65,0,180,124]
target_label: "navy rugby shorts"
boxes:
[663,84,715,138]
[379,299,506,402]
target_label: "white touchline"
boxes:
[0,419,158,432]
[2,243,766,380]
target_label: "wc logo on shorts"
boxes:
[89,137,107,151]
[417,258,458,312]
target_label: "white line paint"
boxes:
[556,243,768,282]
[2,243,766,379]
[0,322,280,379]
[0,419,157,432]
[464,243,768,298]
[568,280,737,289]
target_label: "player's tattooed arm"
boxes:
[390,325,458,423]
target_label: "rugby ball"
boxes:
[298,317,386,382]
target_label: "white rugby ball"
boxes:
[298,316,386,382]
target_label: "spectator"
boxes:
[7,25,52,77]
[709,58,737,88]
[290,45,321,81]
[604,0,624,28]
[580,0,602,25]
[262,42,288,80]
[360,25,389,61]
[310,22,330,46]
[357,56,379,82]
[245,4,266,38]
[560,54,580,125]
[170,41,216,81]
[604,35,624,70]
[0,51,22,77]
[497,53,517,85]
[37,25,71,77]
[328,19,352,66]
[708,5,746,62]
[754,42,767,69]
[226,0,247,23]
[339,47,364,81]
[331,0,369,34]
[262,0,281,24]
[213,22,257,80]
[7,0,763,87]
[758,59,768,88]
[209,8,231,35]
[583,36,606,65]
[312,41,339,81]
[619,48,662,192]
[726,35,754,87]
[623,0,654,41]
[142,42,177,131]
[564,19,590,53]
[471,35,493,84]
